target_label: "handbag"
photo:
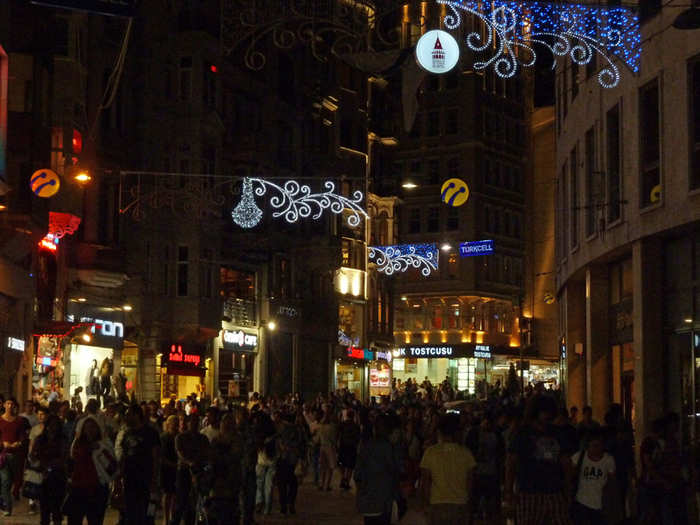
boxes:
[22,466,44,500]
[61,488,77,516]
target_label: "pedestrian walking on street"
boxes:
[116,405,161,525]
[171,413,209,525]
[317,410,338,491]
[65,416,114,525]
[570,427,616,525]
[0,397,26,517]
[208,412,243,525]
[505,395,573,525]
[354,414,400,525]
[31,414,66,525]
[420,413,476,525]
[337,409,360,491]
[160,415,179,525]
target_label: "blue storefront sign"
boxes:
[459,240,494,257]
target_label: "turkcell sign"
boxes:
[459,240,494,257]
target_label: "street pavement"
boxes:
[3,476,375,525]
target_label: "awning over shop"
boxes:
[33,321,94,338]
[165,366,206,377]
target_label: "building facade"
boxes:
[556,2,700,442]
[377,4,558,394]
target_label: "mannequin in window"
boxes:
[98,357,113,407]
[85,359,99,396]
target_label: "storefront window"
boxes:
[336,360,364,398]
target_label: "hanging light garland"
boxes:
[369,243,439,277]
[231,178,264,228]
[439,0,641,88]
[231,177,368,229]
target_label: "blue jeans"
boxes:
[255,464,276,513]
[0,454,15,513]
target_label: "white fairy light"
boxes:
[250,178,368,227]
[369,244,439,277]
[230,177,369,229]
[438,0,641,89]
[231,177,264,228]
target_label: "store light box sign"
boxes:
[393,344,493,359]
[474,345,492,359]
[347,347,374,360]
[168,344,201,366]
[394,346,455,358]
[459,240,494,257]
[222,329,258,350]
[7,337,25,352]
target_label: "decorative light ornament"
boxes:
[439,0,641,88]
[248,178,368,228]
[231,177,264,228]
[369,243,439,277]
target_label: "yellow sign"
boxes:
[30,169,61,198]
[544,292,556,305]
[441,178,470,207]
[650,184,661,203]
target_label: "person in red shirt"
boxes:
[0,398,26,516]
[66,416,111,525]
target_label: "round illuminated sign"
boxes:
[30,169,61,198]
[441,178,470,207]
[416,30,460,74]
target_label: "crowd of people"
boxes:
[0,379,694,525]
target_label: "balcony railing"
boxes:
[222,297,257,328]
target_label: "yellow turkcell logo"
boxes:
[441,178,470,207]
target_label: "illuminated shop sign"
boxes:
[168,344,201,366]
[374,350,392,362]
[459,240,494,257]
[222,329,258,350]
[347,347,374,360]
[474,345,492,359]
[7,337,25,352]
[394,346,454,357]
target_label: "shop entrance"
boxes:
[68,344,114,407]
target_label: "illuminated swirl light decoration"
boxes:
[439,0,641,88]
[231,177,368,228]
[369,244,439,277]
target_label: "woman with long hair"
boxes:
[31,414,66,525]
[66,416,114,525]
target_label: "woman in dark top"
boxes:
[31,415,66,525]
[67,416,111,525]
[160,415,179,525]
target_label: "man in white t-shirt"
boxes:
[571,428,616,524]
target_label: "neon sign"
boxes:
[168,344,201,366]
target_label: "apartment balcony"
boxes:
[222,297,257,328]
